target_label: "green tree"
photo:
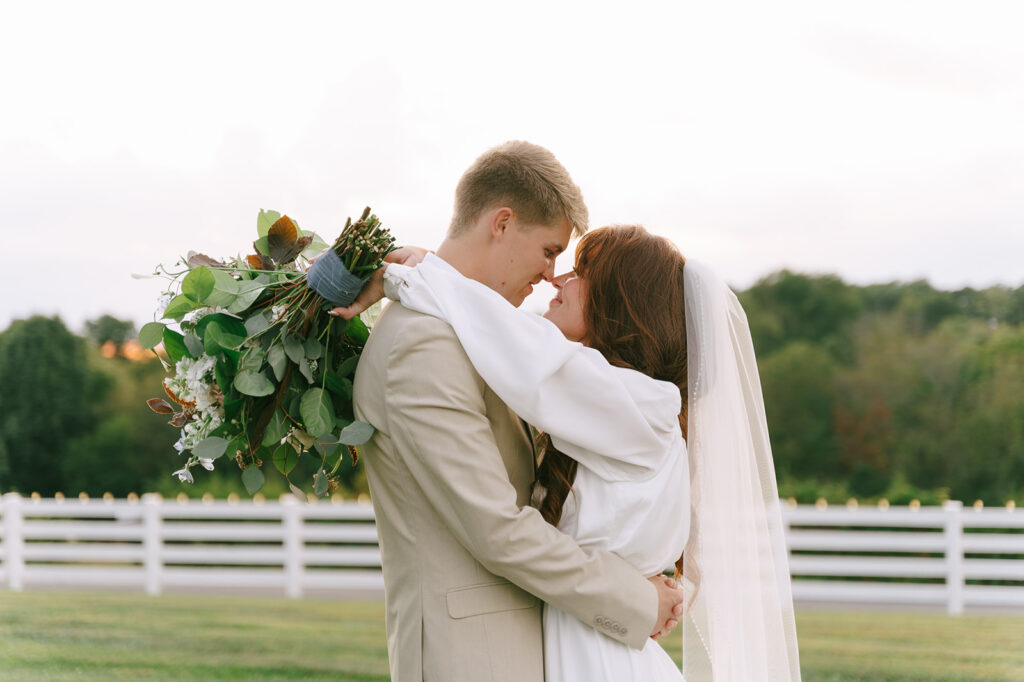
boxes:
[84,315,137,356]
[758,341,841,480]
[741,271,862,359]
[0,438,10,491]
[948,325,1024,502]
[63,352,182,496]
[0,316,108,494]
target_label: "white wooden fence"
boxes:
[786,500,1024,614]
[2,493,1023,614]
[0,492,383,598]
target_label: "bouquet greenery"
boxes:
[140,207,396,497]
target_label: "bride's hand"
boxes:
[328,245,431,319]
[328,267,387,320]
[648,574,684,641]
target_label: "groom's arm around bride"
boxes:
[355,303,677,682]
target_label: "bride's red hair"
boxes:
[534,224,689,578]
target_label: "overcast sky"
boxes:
[1,0,1021,332]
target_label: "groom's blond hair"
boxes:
[448,141,589,238]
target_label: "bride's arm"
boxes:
[385,255,682,482]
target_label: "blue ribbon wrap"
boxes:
[306,249,369,308]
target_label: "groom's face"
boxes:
[493,218,573,307]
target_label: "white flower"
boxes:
[194,389,219,414]
[182,308,209,325]
[172,467,194,484]
[157,292,174,310]
[271,305,288,323]
[199,458,215,471]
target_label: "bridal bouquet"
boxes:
[140,207,395,497]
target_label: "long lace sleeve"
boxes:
[383,255,681,481]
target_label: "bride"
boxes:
[338,224,800,681]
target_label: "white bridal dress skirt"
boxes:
[544,604,684,682]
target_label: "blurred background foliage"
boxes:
[1,271,1022,503]
[742,271,1024,505]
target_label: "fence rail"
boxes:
[2,493,1023,613]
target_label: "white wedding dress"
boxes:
[384,255,688,681]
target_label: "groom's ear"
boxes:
[488,207,515,242]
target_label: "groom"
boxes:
[349,141,683,682]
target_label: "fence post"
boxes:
[2,492,25,591]
[943,500,964,615]
[142,493,163,596]
[282,495,303,599]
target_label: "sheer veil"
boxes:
[681,261,801,681]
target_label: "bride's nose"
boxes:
[551,271,574,289]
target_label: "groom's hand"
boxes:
[386,245,429,267]
[648,575,684,640]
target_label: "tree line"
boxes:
[742,272,1024,504]
[1,273,1022,503]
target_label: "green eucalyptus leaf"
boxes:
[241,346,265,373]
[337,420,375,446]
[228,280,265,314]
[288,481,306,500]
[215,359,233,397]
[162,328,190,363]
[202,321,247,356]
[313,467,329,497]
[234,370,275,397]
[242,465,265,494]
[163,294,200,320]
[284,335,305,364]
[268,344,287,382]
[244,311,271,337]
[324,372,353,400]
[345,315,370,344]
[182,266,215,302]
[336,355,359,378]
[300,388,333,439]
[300,233,330,259]
[257,209,281,237]
[303,337,322,359]
[297,357,314,384]
[192,436,229,460]
[225,434,246,460]
[184,332,204,358]
[206,270,241,308]
[272,442,298,476]
[313,440,341,460]
[287,392,304,424]
[197,313,247,338]
[262,409,287,447]
[139,322,166,349]
[203,322,223,355]
[221,330,247,350]
[253,236,270,257]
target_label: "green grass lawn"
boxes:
[1,591,1022,681]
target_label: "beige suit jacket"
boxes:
[354,303,658,682]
